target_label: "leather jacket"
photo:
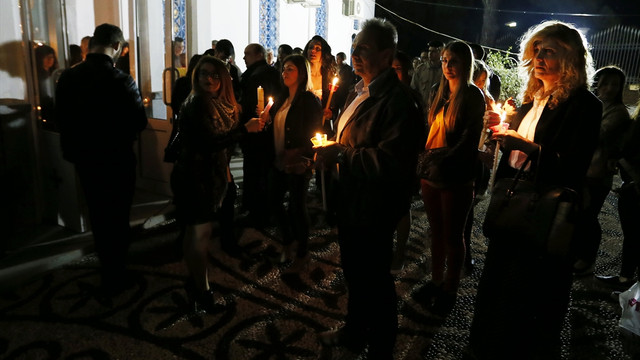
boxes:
[334,68,426,223]
[56,53,147,164]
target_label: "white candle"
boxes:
[257,86,264,114]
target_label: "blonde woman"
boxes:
[470,21,602,358]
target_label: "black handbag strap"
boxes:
[505,148,541,197]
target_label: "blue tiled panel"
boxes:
[173,0,186,43]
[260,0,279,52]
[315,0,327,38]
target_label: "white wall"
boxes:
[279,1,316,51]
[64,0,95,46]
[0,1,27,100]
[210,1,250,71]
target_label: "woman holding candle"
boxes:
[261,54,322,261]
[303,35,337,127]
[469,21,602,359]
[170,56,264,313]
[412,41,485,316]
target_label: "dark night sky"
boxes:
[375,0,640,57]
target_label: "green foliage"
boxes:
[485,49,522,104]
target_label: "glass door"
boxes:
[135,0,186,195]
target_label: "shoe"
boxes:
[411,281,442,309]
[611,291,622,302]
[462,259,475,278]
[594,275,634,290]
[573,260,595,276]
[318,326,366,352]
[390,263,404,275]
[185,280,224,314]
[221,243,243,258]
[431,291,457,317]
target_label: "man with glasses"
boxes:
[411,40,444,111]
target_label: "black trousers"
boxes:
[267,168,311,254]
[240,136,271,224]
[470,236,572,360]
[75,155,136,283]
[618,182,640,279]
[337,214,398,358]
[575,176,613,264]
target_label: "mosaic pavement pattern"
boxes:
[0,180,639,359]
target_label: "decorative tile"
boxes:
[315,0,327,39]
[260,0,279,53]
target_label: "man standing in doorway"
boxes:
[56,23,148,295]
[314,18,424,359]
[411,40,444,111]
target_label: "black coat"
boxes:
[267,90,323,160]
[496,87,602,192]
[55,53,147,164]
[428,83,486,185]
[334,68,425,223]
[239,60,281,124]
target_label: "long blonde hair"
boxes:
[518,21,594,109]
[428,41,474,130]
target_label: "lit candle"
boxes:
[263,97,274,115]
[325,77,339,111]
[311,132,328,146]
[257,86,264,114]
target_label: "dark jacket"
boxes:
[427,83,486,185]
[267,90,323,160]
[55,53,147,164]
[240,60,281,124]
[586,102,630,179]
[239,59,282,155]
[334,68,425,223]
[172,94,246,213]
[496,87,602,192]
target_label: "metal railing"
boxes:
[590,25,640,85]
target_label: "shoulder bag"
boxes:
[482,154,579,257]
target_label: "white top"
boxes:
[273,98,292,170]
[508,94,549,170]
[336,79,370,142]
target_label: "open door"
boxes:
[135,0,187,195]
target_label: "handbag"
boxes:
[482,155,579,257]
[416,147,449,181]
[163,129,181,163]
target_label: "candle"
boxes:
[311,132,328,146]
[263,96,274,114]
[257,86,264,114]
[324,77,339,111]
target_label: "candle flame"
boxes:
[268,96,273,103]
[332,77,339,86]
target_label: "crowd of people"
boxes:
[49,18,640,359]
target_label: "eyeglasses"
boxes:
[199,70,221,79]
[440,57,459,66]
